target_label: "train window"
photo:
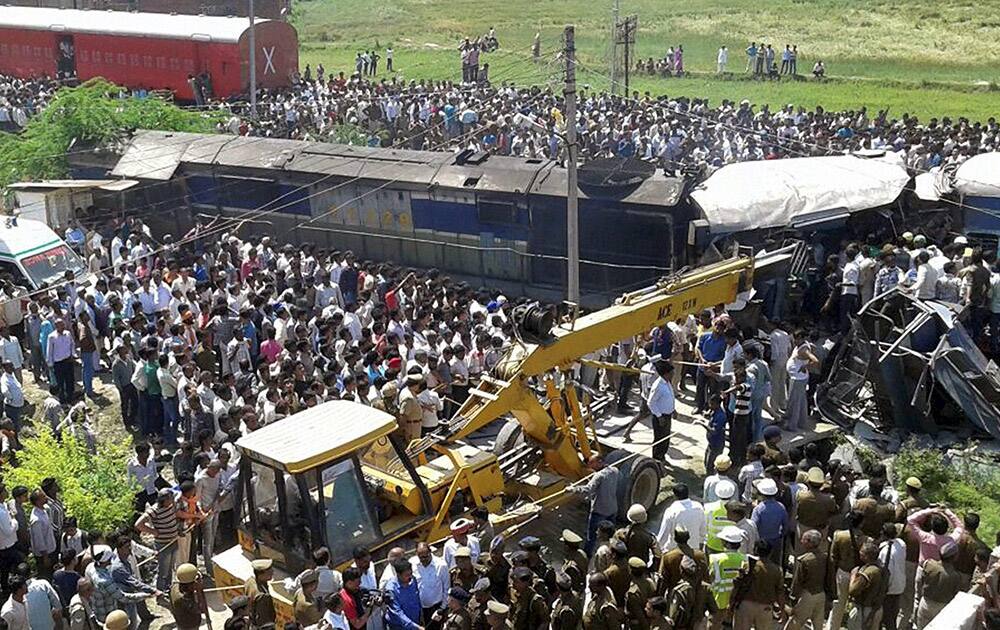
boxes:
[130,54,139,66]
[169,58,179,70]
[184,59,195,71]
[34,47,41,58]
[478,200,518,225]
[0,45,7,56]
[104,52,114,64]
[156,57,166,69]
[118,53,126,65]
[143,56,153,68]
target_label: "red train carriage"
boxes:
[0,6,298,99]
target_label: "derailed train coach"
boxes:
[112,130,696,302]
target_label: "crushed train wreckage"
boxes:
[817,289,1000,451]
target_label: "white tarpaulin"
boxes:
[691,153,910,234]
[914,151,1000,201]
[954,151,1000,197]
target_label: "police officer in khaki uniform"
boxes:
[486,600,514,630]
[667,556,718,630]
[732,541,784,630]
[435,587,473,630]
[847,541,887,630]
[624,558,656,630]
[550,572,582,630]
[616,505,659,567]
[643,597,670,630]
[171,564,208,630]
[559,530,589,593]
[452,546,483,591]
[294,569,322,626]
[398,373,424,442]
[603,539,631,606]
[519,537,556,598]
[583,573,624,630]
[658,528,707,597]
[785,529,827,630]
[469,578,492,630]
[916,541,962,629]
[900,477,928,514]
[246,558,276,628]
[794,468,838,548]
[855,478,897,538]
[509,567,547,630]
[104,610,131,630]
[826,510,869,630]
[481,536,511,603]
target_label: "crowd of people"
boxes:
[0,74,61,132]
[199,71,998,184]
[0,186,989,630]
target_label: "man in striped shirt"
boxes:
[134,489,181,593]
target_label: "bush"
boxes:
[894,439,1000,535]
[2,431,137,532]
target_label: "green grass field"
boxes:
[290,0,1000,120]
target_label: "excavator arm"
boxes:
[422,255,754,480]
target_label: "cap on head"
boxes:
[487,601,510,615]
[252,558,274,572]
[518,536,541,551]
[104,610,131,630]
[627,504,647,524]
[454,546,472,559]
[905,476,922,490]
[807,467,825,485]
[448,587,471,603]
[176,563,199,584]
[756,478,778,496]
[714,454,732,472]
[719,526,745,544]
[470,577,491,593]
[715,479,737,500]
[299,569,319,585]
[763,425,782,441]
[628,557,646,570]
[560,529,583,545]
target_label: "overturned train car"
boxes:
[112,131,696,300]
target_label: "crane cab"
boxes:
[212,400,505,605]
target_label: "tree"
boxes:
[0,78,225,189]
[2,430,137,532]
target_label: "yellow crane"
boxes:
[212,253,753,616]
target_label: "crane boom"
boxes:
[420,255,754,480]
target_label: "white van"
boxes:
[0,217,86,289]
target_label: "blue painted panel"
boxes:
[410,198,530,240]
[964,196,1000,234]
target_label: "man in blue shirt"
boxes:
[751,477,789,565]
[384,560,423,630]
[695,319,727,413]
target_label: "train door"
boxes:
[56,35,76,79]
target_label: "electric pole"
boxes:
[616,15,637,96]
[610,0,619,94]
[564,25,579,304]
[249,0,257,118]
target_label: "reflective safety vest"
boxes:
[704,501,735,553]
[709,551,746,609]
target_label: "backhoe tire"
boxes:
[494,419,525,455]
[605,450,661,520]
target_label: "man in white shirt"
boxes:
[645,362,675,462]
[442,519,480,568]
[840,245,861,332]
[878,523,907,628]
[0,362,24,431]
[409,542,449,620]
[655,483,706,551]
[1,577,28,630]
[910,251,940,301]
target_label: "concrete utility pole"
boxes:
[249,0,257,118]
[610,0,619,94]
[564,25,579,304]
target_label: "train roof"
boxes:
[0,6,277,43]
[113,130,685,205]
